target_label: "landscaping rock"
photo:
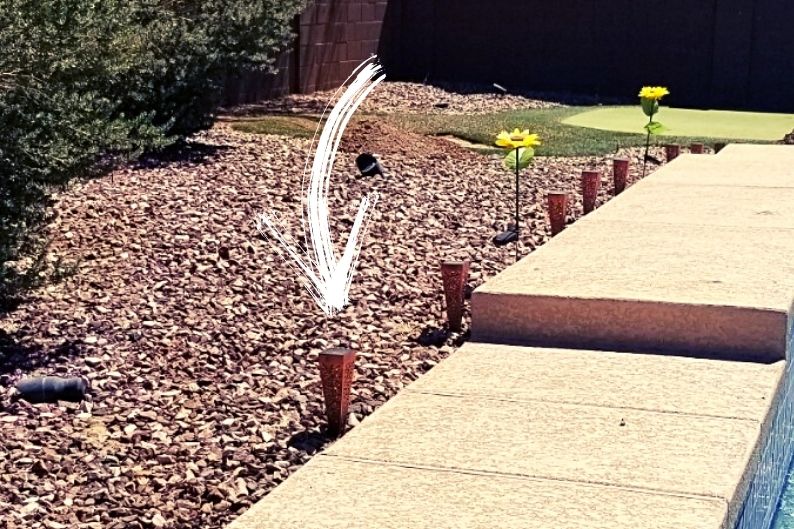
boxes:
[0,112,660,529]
[227,81,563,116]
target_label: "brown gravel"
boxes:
[229,81,562,116]
[0,114,667,529]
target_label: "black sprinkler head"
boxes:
[355,153,384,177]
[493,226,519,247]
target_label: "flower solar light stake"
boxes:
[639,86,670,178]
[494,128,541,262]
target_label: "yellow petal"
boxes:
[639,86,669,100]
[522,134,541,147]
[495,131,512,147]
[497,128,540,149]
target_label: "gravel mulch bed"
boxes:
[228,81,563,116]
[0,116,665,529]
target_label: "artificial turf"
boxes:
[228,105,789,157]
[562,106,794,141]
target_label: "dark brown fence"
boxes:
[225,0,794,113]
[380,0,794,112]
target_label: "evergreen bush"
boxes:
[0,0,305,300]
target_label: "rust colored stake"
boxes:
[441,260,470,333]
[714,142,726,153]
[690,142,705,154]
[547,192,569,236]
[581,170,601,214]
[318,348,356,438]
[664,144,681,162]
[612,158,629,195]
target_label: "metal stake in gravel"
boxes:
[513,148,521,262]
[665,144,681,162]
[318,348,356,438]
[547,192,569,236]
[690,142,705,154]
[581,170,601,214]
[441,261,471,332]
[613,158,629,195]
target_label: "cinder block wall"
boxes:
[223,0,389,105]
[298,0,388,93]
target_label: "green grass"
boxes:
[383,106,761,157]
[228,106,778,157]
[227,115,322,138]
[563,106,794,141]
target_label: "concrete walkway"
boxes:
[228,144,794,529]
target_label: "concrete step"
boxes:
[229,343,785,529]
[472,147,794,360]
[229,458,727,529]
[227,145,794,529]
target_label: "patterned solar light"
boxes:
[318,348,356,438]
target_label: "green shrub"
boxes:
[0,0,305,301]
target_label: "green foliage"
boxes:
[502,147,535,171]
[0,0,305,300]
[641,97,659,118]
[229,115,322,138]
[644,121,665,135]
[378,106,747,157]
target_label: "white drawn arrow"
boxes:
[256,57,385,316]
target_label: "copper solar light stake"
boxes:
[581,170,601,214]
[441,260,470,333]
[547,191,569,236]
[318,348,356,438]
[690,142,705,154]
[612,158,629,195]
[664,144,681,162]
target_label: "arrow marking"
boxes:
[256,57,385,316]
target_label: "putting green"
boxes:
[562,106,794,141]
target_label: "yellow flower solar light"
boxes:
[638,86,670,100]
[638,85,669,133]
[493,127,542,261]
[494,128,541,171]
[495,128,542,150]
[638,85,670,176]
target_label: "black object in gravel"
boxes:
[355,153,384,177]
[417,327,449,346]
[493,228,519,247]
[14,376,87,403]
